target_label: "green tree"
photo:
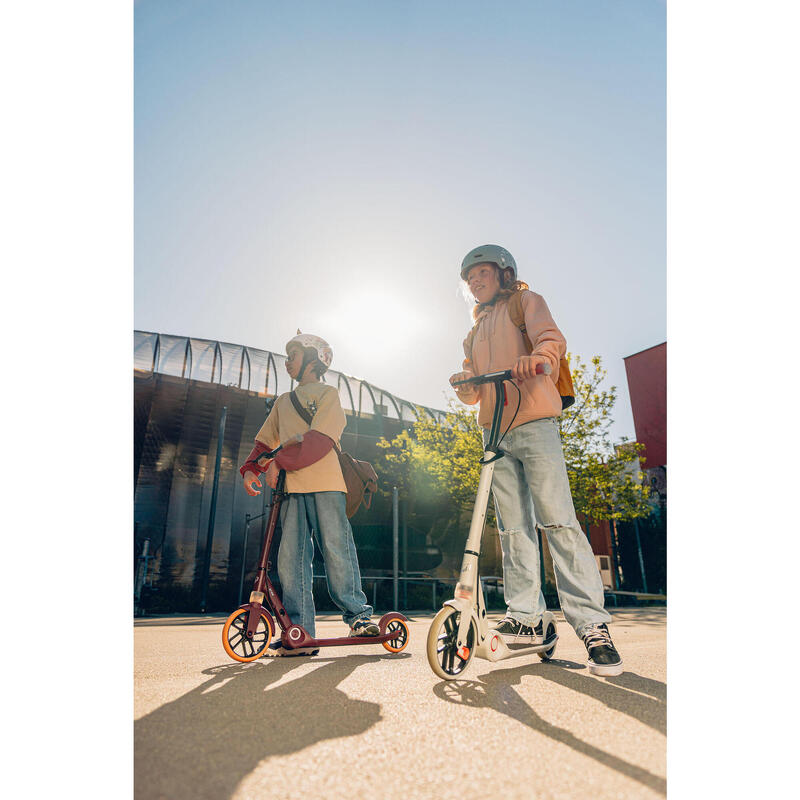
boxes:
[559,355,651,525]
[376,403,487,577]
[376,403,484,510]
[376,354,651,531]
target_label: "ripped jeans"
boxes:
[486,418,611,637]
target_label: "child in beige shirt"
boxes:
[240,332,378,656]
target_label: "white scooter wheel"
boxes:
[426,606,477,681]
[538,620,558,661]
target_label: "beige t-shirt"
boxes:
[255,382,347,494]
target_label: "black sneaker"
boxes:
[582,623,623,676]
[349,619,380,637]
[491,616,542,644]
[262,640,319,658]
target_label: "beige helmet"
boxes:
[285,330,333,375]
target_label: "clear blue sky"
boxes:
[135,0,665,442]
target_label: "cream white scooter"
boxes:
[426,367,559,680]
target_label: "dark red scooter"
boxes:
[222,441,410,662]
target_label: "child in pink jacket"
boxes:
[450,244,623,676]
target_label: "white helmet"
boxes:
[285,330,333,374]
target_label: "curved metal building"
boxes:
[134,331,449,614]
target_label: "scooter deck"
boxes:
[494,639,557,656]
[283,633,397,648]
[475,631,559,661]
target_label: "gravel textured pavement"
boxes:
[135,607,665,800]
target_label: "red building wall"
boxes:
[624,342,667,468]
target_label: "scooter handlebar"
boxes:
[452,363,551,386]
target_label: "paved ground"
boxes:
[135,607,665,800]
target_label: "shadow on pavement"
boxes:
[433,660,666,796]
[135,653,402,800]
[134,616,229,627]
[523,658,666,733]
[608,608,667,627]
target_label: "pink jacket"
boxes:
[459,290,565,430]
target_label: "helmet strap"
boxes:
[298,349,320,382]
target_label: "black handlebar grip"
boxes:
[452,362,551,386]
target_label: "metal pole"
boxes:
[402,498,408,608]
[609,518,622,590]
[633,518,649,593]
[238,514,251,606]
[392,486,399,610]
[200,405,227,612]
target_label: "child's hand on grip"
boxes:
[449,371,474,394]
[511,355,549,381]
[243,470,261,496]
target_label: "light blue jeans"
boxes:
[486,417,612,637]
[278,491,373,637]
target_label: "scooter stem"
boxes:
[463,459,496,555]
[453,457,496,646]
[453,377,508,648]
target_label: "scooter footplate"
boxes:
[287,634,394,649]
[477,633,559,661]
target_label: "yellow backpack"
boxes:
[464,291,575,409]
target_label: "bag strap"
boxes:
[291,391,375,511]
[290,390,344,456]
[289,390,314,425]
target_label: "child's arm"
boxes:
[273,430,335,471]
[240,441,272,477]
[240,402,280,494]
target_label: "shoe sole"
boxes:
[588,660,624,677]
[350,626,380,636]
[262,648,319,658]
[493,631,541,645]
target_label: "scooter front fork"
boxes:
[245,592,266,638]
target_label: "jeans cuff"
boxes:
[344,611,373,627]
[575,616,613,638]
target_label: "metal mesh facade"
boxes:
[134,331,448,425]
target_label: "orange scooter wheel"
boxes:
[382,618,410,653]
[222,608,274,663]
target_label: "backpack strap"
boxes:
[503,291,576,410]
[507,291,533,355]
